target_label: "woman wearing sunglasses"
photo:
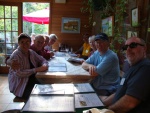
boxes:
[103,36,150,113]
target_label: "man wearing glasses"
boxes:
[103,36,150,113]
[82,33,120,96]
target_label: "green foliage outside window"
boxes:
[23,2,49,35]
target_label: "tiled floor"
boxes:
[0,74,24,112]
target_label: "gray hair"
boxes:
[89,35,95,40]
[49,34,58,39]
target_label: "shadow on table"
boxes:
[2,109,21,113]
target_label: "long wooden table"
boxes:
[36,54,94,84]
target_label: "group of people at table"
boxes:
[6,32,150,113]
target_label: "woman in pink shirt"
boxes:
[7,33,48,100]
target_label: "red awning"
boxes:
[23,8,49,24]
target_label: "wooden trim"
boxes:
[0,66,9,74]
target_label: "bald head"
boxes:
[126,36,146,46]
[33,34,45,51]
[125,36,147,66]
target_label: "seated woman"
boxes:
[75,33,92,60]
[88,35,97,57]
[44,34,58,52]
[7,33,48,100]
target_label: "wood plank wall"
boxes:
[0,0,92,51]
[50,0,92,51]
[0,0,149,53]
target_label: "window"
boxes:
[23,2,50,35]
[0,3,21,66]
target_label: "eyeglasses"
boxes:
[122,42,144,51]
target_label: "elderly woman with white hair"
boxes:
[88,35,97,57]
[44,34,58,51]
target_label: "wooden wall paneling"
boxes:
[0,0,90,51]
[135,0,148,41]
[51,0,91,51]
[145,0,150,54]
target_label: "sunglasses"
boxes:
[122,42,144,51]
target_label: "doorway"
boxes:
[23,2,50,36]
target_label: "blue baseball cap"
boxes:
[94,33,109,41]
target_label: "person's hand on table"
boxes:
[49,51,54,58]
[52,49,57,52]
[89,65,98,76]
[35,64,48,72]
[76,54,81,58]
[80,59,85,64]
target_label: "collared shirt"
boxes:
[8,47,48,97]
[30,44,51,60]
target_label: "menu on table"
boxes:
[21,95,75,113]
[31,84,74,95]
[75,93,104,108]
[74,83,95,93]
[22,83,105,113]
[48,63,67,72]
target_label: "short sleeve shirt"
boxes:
[113,59,150,113]
[86,50,120,91]
[82,43,91,56]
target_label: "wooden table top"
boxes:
[36,55,94,84]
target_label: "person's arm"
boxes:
[49,51,54,58]
[7,56,20,70]
[100,93,115,107]
[82,61,98,76]
[35,63,48,72]
[82,61,94,70]
[108,95,140,113]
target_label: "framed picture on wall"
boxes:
[131,7,139,27]
[126,31,138,39]
[101,16,114,37]
[61,17,80,33]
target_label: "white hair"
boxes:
[89,35,95,41]
[49,34,58,39]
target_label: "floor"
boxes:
[0,74,24,113]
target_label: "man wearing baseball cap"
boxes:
[82,33,120,96]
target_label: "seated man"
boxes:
[30,34,52,60]
[75,33,91,60]
[82,33,120,96]
[102,36,150,113]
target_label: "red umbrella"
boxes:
[23,8,49,24]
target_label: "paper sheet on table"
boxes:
[22,95,75,112]
[75,93,104,108]
[74,83,95,93]
[49,63,66,67]
[31,84,74,95]
[48,66,67,72]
